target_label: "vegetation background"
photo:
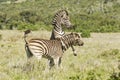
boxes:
[0,0,120,80]
[0,0,120,33]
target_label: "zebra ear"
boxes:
[64,10,68,15]
[75,33,80,38]
[24,29,31,35]
[62,9,68,16]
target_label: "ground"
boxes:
[0,30,120,80]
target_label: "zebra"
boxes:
[50,9,77,56]
[24,30,84,69]
[50,9,72,40]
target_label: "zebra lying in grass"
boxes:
[50,9,77,56]
[24,30,84,69]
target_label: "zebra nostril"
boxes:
[79,41,84,46]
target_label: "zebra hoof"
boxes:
[73,54,77,56]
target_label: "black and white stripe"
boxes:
[50,10,72,40]
[24,30,84,69]
[50,10,78,56]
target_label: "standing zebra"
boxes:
[24,30,84,69]
[50,9,77,56]
[50,9,72,40]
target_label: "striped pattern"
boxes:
[50,10,77,56]
[27,39,63,60]
[60,33,84,54]
[24,30,83,69]
[50,10,72,40]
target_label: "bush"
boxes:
[81,30,91,38]
[108,72,120,80]
[0,12,6,23]
[19,10,41,24]
[0,0,120,32]
[17,22,39,30]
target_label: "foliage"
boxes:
[108,72,120,80]
[81,30,91,38]
[0,0,119,33]
[19,10,41,24]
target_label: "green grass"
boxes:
[0,30,120,80]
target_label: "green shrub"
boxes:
[81,30,91,38]
[0,0,120,32]
[0,12,6,23]
[19,10,41,24]
[86,70,98,80]
[69,75,80,80]
[68,69,103,80]
[17,22,38,30]
[108,72,120,80]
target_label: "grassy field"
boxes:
[0,30,120,80]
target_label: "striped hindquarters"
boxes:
[27,39,63,60]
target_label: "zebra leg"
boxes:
[34,53,42,68]
[58,57,63,69]
[54,57,60,69]
[44,59,52,73]
[48,58,54,69]
[71,46,77,56]
[33,52,42,61]
[24,57,34,71]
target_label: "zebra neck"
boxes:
[53,24,64,37]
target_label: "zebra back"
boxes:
[24,30,63,59]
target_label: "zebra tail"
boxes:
[24,30,33,58]
[24,30,31,44]
[25,45,33,58]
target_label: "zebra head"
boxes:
[72,33,84,46]
[52,10,73,28]
[60,10,72,28]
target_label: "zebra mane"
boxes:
[58,9,68,16]
[52,9,68,25]
[24,29,31,35]
[60,32,80,50]
[56,9,68,16]
[54,10,68,19]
